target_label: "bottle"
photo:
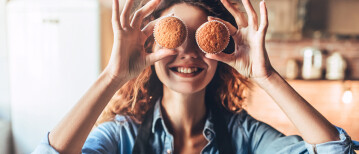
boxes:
[326,52,346,80]
[301,47,323,80]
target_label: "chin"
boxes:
[165,82,207,94]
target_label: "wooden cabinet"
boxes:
[327,0,359,35]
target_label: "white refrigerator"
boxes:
[6,0,100,153]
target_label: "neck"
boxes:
[161,86,207,137]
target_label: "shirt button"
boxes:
[166,149,171,154]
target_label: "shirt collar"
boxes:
[151,98,163,133]
[151,98,216,141]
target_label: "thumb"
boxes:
[145,48,178,66]
[141,18,159,38]
[205,52,235,65]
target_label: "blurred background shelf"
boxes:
[266,40,359,81]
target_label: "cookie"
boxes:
[195,20,230,54]
[153,16,187,49]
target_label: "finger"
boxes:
[141,18,159,37]
[120,0,135,29]
[205,52,235,64]
[112,0,122,30]
[131,0,161,29]
[242,0,258,30]
[207,16,244,44]
[259,1,268,33]
[145,49,178,66]
[237,12,248,28]
[220,0,248,28]
[208,16,237,36]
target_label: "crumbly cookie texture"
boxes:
[196,21,229,54]
[154,16,187,49]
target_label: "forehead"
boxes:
[160,3,208,31]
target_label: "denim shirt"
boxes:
[33,99,359,154]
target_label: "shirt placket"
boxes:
[164,133,174,154]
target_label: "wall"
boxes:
[0,0,12,153]
[0,0,10,122]
[100,0,113,70]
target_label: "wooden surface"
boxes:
[245,80,359,141]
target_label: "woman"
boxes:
[34,0,358,153]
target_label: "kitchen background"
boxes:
[0,0,358,153]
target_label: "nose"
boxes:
[177,33,202,59]
[178,48,200,59]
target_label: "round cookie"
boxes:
[154,16,187,49]
[195,20,230,54]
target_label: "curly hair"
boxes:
[97,0,250,125]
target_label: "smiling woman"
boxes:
[97,0,248,124]
[32,0,358,153]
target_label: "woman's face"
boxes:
[154,3,218,94]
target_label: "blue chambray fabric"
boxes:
[33,99,359,154]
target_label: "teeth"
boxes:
[175,67,200,73]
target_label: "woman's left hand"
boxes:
[208,1,342,145]
[205,0,274,81]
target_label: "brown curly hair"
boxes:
[97,0,250,125]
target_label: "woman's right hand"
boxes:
[105,0,177,82]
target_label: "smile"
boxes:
[169,66,204,77]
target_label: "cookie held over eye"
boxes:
[153,16,187,49]
[195,20,230,54]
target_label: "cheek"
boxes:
[199,59,218,89]
[154,57,172,82]
[206,59,218,77]
[154,61,166,79]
